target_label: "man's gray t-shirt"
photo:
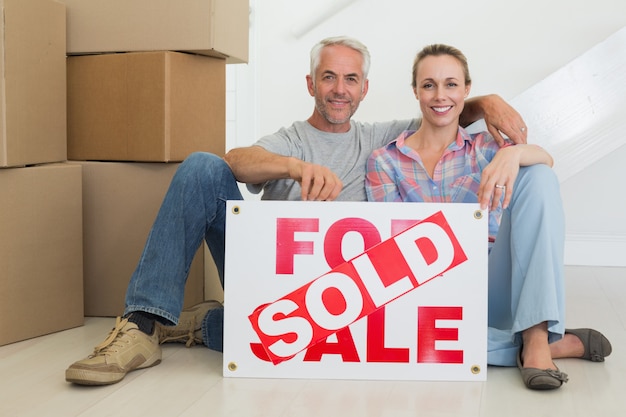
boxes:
[248,119,417,201]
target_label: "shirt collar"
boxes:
[393,126,473,150]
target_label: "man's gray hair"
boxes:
[309,36,371,84]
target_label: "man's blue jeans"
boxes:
[124,152,241,351]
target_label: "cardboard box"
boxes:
[60,0,249,63]
[67,51,226,162]
[73,161,205,317]
[0,164,84,346]
[0,0,67,168]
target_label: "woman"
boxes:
[365,44,612,390]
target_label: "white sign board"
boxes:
[223,201,487,381]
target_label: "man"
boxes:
[66,36,529,386]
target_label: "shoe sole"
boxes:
[65,351,162,386]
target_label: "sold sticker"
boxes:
[248,211,467,364]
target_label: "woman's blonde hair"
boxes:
[411,44,471,89]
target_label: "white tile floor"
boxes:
[1,265,624,417]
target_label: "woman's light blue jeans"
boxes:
[124,152,241,351]
[487,164,566,366]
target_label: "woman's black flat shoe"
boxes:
[517,350,569,390]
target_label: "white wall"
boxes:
[227,0,626,266]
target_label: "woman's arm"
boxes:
[507,144,553,168]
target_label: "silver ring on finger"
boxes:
[495,184,506,189]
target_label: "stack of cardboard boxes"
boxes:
[65,0,249,318]
[0,0,82,346]
[0,0,248,346]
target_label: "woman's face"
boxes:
[413,54,470,129]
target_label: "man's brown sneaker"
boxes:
[65,317,162,385]
[157,300,222,347]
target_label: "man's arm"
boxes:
[224,145,291,184]
[224,145,343,201]
[460,94,528,146]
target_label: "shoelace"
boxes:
[159,317,201,348]
[91,317,131,357]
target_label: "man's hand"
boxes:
[482,95,528,146]
[461,94,528,146]
[288,159,343,201]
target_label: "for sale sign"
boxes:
[223,201,487,381]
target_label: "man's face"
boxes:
[307,45,369,132]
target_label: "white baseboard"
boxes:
[565,233,626,267]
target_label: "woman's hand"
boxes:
[478,146,521,211]
[478,143,554,211]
